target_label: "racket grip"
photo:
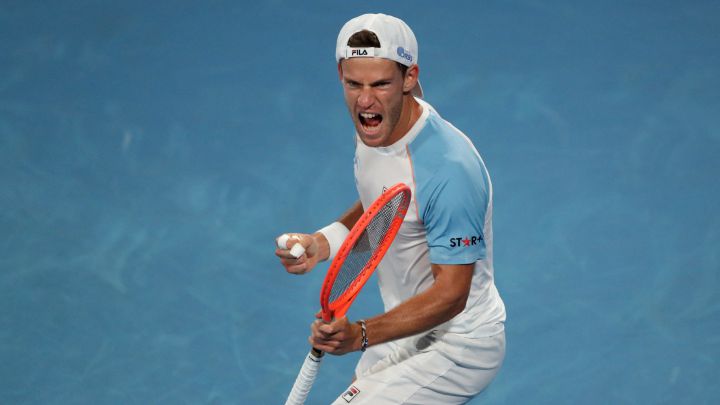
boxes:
[284,349,324,405]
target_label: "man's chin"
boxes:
[357,132,387,147]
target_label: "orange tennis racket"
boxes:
[284,183,411,405]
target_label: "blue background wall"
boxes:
[1,1,718,403]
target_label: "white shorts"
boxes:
[331,328,506,405]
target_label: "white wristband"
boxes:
[317,222,350,261]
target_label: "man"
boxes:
[275,13,506,404]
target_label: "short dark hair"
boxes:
[347,30,408,76]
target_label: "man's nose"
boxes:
[357,87,374,108]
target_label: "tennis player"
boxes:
[275,13,506,404]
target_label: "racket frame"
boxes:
[319,183,411,322]
[284,183,410,405]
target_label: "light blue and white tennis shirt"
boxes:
[354,98,506,338]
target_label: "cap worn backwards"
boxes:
[336,13,423,98]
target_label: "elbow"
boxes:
[445,291,470,320]
[452,296,468,318]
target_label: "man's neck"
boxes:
[387,95,422,145]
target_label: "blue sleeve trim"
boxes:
[410,116,490,265]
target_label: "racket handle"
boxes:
[277,234,306,258]
[284,348,324,405]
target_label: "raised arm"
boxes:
[275,201,364,274]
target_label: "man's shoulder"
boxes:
[409,104,489,200]
[411,109,480,173]
[412,103,475,153]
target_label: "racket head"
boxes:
[319,183,411,322]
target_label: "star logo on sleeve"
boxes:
[449,235,483,248]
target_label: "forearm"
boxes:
[363,265,472,347]
[364,288,463,346]
[338,200,364,230]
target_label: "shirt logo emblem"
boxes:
[342,385,361,402]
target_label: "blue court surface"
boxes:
[1,1,719,404]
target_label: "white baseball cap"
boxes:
[336,13,423,98]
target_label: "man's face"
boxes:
[339,58,409,147]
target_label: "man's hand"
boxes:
[275,202,362,276]
[309,317,361,355]
[275,233,326,275]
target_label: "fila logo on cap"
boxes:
[347,47,375,58]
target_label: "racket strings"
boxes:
[329,191,407,304]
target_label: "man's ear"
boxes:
[403,64,420,93]
[338,61,344,82]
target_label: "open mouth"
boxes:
[358,112,383,132]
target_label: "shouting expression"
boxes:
[339,57,419,147]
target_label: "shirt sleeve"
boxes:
[420,161,489,265]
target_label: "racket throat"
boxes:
[319,305,335,323]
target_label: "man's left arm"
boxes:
[311,151,491,353]
[309,262,473,355]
